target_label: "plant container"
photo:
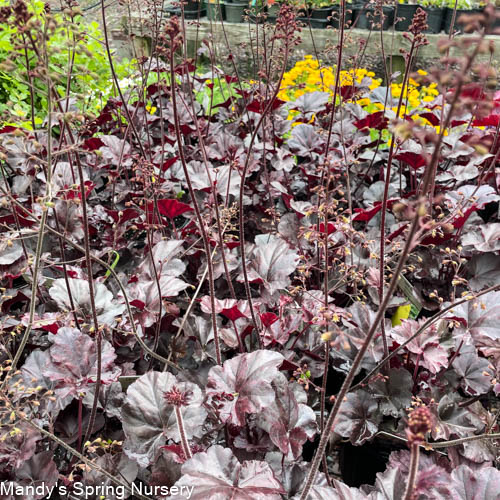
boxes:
[443,7,473,34]
[394,3,418,32]
[267,3,280,18]
[311,6,335,20]
[164,5,181,16]
[297,16,329,29]
[354,4,394,30]
[423,6,444,33]
[330,4,353,29]
[184,1,206,19]
[225,1,247,22]
[207,1,225,21]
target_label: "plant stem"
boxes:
[175,406,193,460]
[299,207,423,500]
[168,28,222,365]
[351,283,500,391]
[403,443,420,500]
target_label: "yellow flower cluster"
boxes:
[278,55,381,102]
[389,70,440,119]
[278,59,450,135]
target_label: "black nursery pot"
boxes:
[184,1,207,19]
[330,4,354,29]
[354,4,394,30]
[443,7,473,34]
[267,3,280,18]
[297,16,329,29]
[206,2,225,21]
[395,3,418,32]
[424,6,444,33]
[164,6,180,17]
[225,2,247,22]
[310,6,335,20]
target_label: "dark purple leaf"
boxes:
[256,373,317,458]
[386,450,453,499]
[451,465,500,499]
[49,279,125,327]
[122,372,207,467]
[467,253,500,292]
[170,445,285,499]
[82,453,138,499]
[238,234,298,297]
[452,344,493,395]
[206,350,284,426]
[334,390,381,446]
[369,368,413,418]
[11,452,58,499]
[287,124,325,156]
[0,422,40,469]
[43,327,119,400]
[447,291,500,354]
[290,92,330,117]
[390,319,449,374]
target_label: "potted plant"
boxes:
[225,0,249,22]
[206,0,226,21]
[443,0,474,33]
[420,0,446,33]
[395,0,418,31]
[353,1,395,31]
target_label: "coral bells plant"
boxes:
[0,0,500,498]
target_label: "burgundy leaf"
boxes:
[353,203,382,222]
[156,199,193,219]
[247,98,285,113]
[354,112,388,131]
[260,312,279,328]
[222,305,247,322]
[394,151,427,169]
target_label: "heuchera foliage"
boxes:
[0,2,500,498]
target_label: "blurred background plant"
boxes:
[0,0,135,129]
